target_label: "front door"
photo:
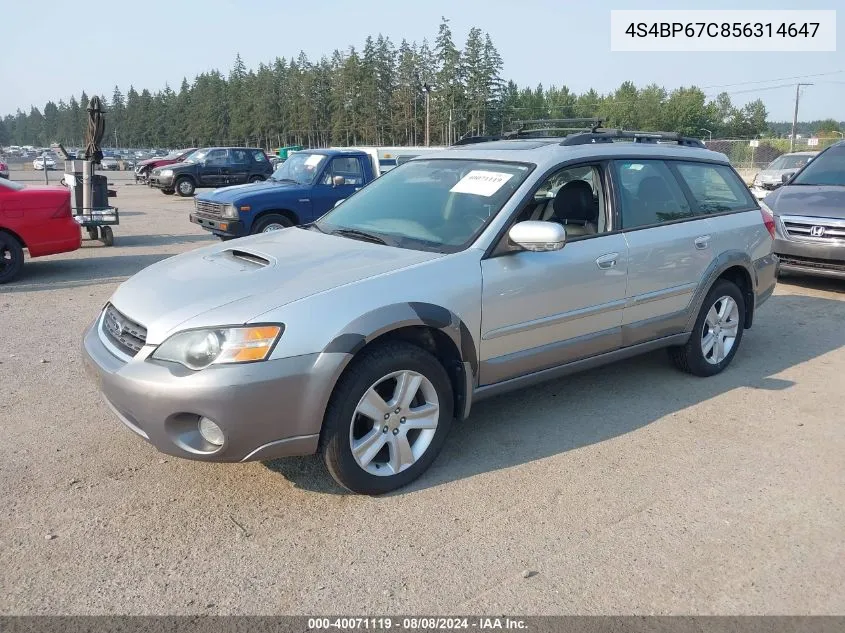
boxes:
[311,156,364,218]
[227,149,252,185]
[198,149,227,187]
[611,159,715,346]
[479,162,628,386]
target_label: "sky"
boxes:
[2,0,842,123]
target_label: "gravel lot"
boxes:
[1,171,843,615]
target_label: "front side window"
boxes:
[614,160,693,229]
[205,149,228,165]
[674,162,756,213]
[322,157,364,185]
[791,145,845,186]
[270,152,326,185]
[315,159,532,253]
[514,164,608,238]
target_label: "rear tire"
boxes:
[321,341,454,495]
[669,279,745,377]
[252,213,293,234]
[175,177,195,197]
[0,232,25,284]
[249,175,265,184]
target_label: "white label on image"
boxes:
[304,154,323,166]
[450,170,514,197]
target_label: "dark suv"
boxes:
[148,147,273,197]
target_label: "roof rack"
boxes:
[452,118,604,146]
[560,129,706,148]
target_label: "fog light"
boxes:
[198,417,224,446]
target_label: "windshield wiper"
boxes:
[331,228,389,245]
[270,177,298,184]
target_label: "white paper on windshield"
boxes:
[304,154,323,167]
[450,170,514,197]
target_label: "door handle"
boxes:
[694,235,711,250]
[595,252,619,270]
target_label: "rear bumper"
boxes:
[774,237,845,280]
[26,218,82,257]
[190,213,246,237]
[82,315,348,462]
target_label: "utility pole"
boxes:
[790,83,813,152]
[423,83,432,147]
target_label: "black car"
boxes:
[148,147,273,197]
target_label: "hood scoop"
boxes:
[202,248,272,271]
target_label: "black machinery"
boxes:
[56,97,119,246]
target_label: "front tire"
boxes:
[0,232,25,284]
[252,213,293,234]
[670,279,745,377]
[175,177,195,197]
[321,341,454,495]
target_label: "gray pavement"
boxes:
[1,172,843,614]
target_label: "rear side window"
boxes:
[252,150,267,163]
[674,162,756,213]
[231,150,250,165]
[613,160,693,229]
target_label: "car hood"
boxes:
[756,168,795,184]
[153,161,192,173]
[200,180,305,203]
[139,157,169,167]
[109,228,443,344]
[765,185,845,219]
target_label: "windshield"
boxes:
[315,158,532,253]
[768,154,813,170]
[0,178,25,191]
[270,152,326,185]
[183,149,210,164]
[791,145,845,186]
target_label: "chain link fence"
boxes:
[704,136,842,183]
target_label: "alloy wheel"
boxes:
[349,370,440,476]
[701,295,740,365]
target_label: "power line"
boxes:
[700,70,844,90]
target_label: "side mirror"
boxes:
[332,175,346,187]
[781,172,794,184]
[508,221,566,252]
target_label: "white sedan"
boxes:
[33,156,57,170]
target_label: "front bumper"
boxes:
[82,314,347,462]
[149,175,175,189]
[190,213,246,237]
[774,234,845,280]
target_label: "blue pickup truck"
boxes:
[189,148,377,238]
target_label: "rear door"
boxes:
[227,149,251,184]
[613,159,714,346]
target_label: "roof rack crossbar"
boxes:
[560,129,706,148]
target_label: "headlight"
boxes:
[222,204,238,219]
[152,325,283,370]
[160,169,173,177]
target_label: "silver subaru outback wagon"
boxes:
[83,131,778,494]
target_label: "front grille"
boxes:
[781,215,845,243]
[102,304,147,357]
[779,255,845,272]
[195,200,225,216]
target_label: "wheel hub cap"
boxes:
[349,370,439,477]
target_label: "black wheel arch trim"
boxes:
[686,251,756,332]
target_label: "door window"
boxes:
[322,156,364,186]
[231,149,250,165]
[674,162,758,213]
[515,164,608,238]
[613,160,693,229]
[252,150,267,163]
[204,149,228,165]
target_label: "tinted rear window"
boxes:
[674,162,756,213]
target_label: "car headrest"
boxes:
[553,180,598,224]
[637,176,673,203]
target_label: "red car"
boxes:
[0,178,81,283]
[134,148,197,183]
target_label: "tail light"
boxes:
[759,203,776,240]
